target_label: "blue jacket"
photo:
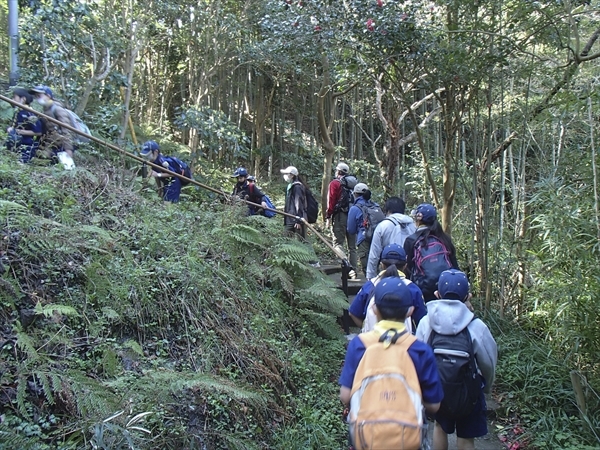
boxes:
[347,197,374,246]
[348,272,427,330]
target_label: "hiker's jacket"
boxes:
[283,181,306,226]
[41,102,74,153]
[232,181,266,204]
[366,213,416,279]
[416,300,498,393]
[349,270,426,332]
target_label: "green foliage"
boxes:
[174,106,251,163]
[491,315,600,449]
[0,152,348,448]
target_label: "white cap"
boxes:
[335,162,349,174]
[280,166,299,176]
[353,183,369,194]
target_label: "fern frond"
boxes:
[272,243,315,263]
[35,370,55,406]
[114,371,269,411]
[34,302,79,318]
[296,284,349,315]
[15,330,40,361]
[67,370,120,419]
[0,199,28,214]
[298,309,343,339]
[0,424,42,450]
[16,374,28,416]
[268,266,294,294]
[226,224,266,248]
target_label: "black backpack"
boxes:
[412,233,453,300]
[165,157,192,186]
[358,201,386,243]
[305,188,319,224]
[334,175,358,214]
[428,321,480,418]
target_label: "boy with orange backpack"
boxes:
[339,267,443,450]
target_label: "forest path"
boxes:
[322,265,506,450]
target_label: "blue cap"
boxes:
[232,167,248,177]
[380,243,407,262]
[374,276,413,308]
[140,140,159,157]
[438,269,470,301]
[414,203,437,225]
[29,85,53,99]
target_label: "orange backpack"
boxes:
[349,329,426,450]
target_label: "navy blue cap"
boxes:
[414,203,437,225]
[374,277,413,308]
[140,140,159,157]
[29,85,53,99]
[438,269,470,301]
[232,167,248,177]
[380,243,407,263]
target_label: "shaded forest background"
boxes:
[0,0,599,448]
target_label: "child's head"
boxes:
[373,275,414,321]
[412,203,437,226]
[12,88,33,105]
[436,269,470,302]
[140,140,160,161]
[379,244,407,271]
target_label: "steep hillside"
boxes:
[0,154,349,449]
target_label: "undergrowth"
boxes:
[488,315,600,450]
[0,151,348,449]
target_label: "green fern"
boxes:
[0,424,43,450]
[110,370,269,411]
[15,330,40,361]
[225,224,266,248]
[34,302,79,318]
[298,309,343,338]
[269,266,295,294]
[296,284,349,315]
[67,370,120,419]
[273,243,315,263]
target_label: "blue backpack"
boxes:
[249,184,276,218]
[412,233,453,300]
[262,195,277,218]
[165,157,192,186]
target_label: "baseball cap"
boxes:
[353,183,368,195]
[140,140,159,157]
[374,276,413,308]
[29,85,53,99]
[413,203,437,225]
[12,88,33,104]
[437,269,470,301]
[280,166,299,176]
[380,244,407,263]
[232,167,248,177]
[335,162,349,174]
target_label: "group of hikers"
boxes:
[5,85,80,168]
[323,162,498,450]
[5,86,497,449]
